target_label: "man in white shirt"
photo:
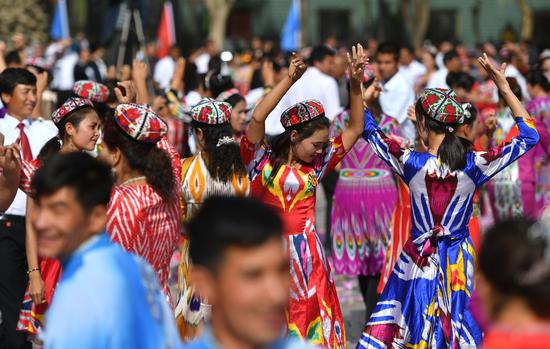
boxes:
[264,46,341,136]
[153,46,181,90]
[0,68,57,349]
[376,42,415,141]
[399,45,426,87]
[426,49,462,90]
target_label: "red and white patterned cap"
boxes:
[114,103,167,143]
[52,97,94,125]
[280,99,325,129]
[73,80,109,103]
[419,88,465,125]
[191,98,232,125]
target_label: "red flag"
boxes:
[157,1,176,58]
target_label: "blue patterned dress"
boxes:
[356,109,539,348]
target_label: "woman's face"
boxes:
[67,110,101,151]
[230,100,247,134]
[291,127,330,164]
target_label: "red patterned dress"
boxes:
[240,134,347,349]
[107,137,182,306]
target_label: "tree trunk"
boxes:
[400,0,430,48]
[516,0,533,41]
[203,0,235,50]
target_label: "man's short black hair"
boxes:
[309,45,335,65]
[0,68,36,104]
[5,50,22,66]
[443,49,459,64]
[376,42,400,61]
[446,71,475,90]
[188,196,283,272]
[32,153,114,213]
[401,44,414,54]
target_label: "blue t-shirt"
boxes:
[43,233,181,349]
[182,328,317,349]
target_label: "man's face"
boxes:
[196,237,290,347]
[1,84,37,118]
[315,55,335,76]
[376,52,398,81]
[399,48,413,65]
[446,57,462,73]
[32,187,106,260]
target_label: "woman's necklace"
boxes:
[120,176,146,186]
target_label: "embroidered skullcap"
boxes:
[114,103,167,143]
[419,88,465,125]
[73,80,109,103]
[52,97,94,125]
[216,88,240,102]
[280,99,325,129]
[191,98,232,125]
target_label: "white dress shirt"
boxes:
[426,68,449,89]
[153,56,175,90]
[399,60,427,87]
[264,67,341,136]
[0,114,58,216]
[379,71,416,141]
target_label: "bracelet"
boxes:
[27,267,39,275]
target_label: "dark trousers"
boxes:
[0,215,31,349]
[358,274,381,322]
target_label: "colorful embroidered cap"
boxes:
[419,88,465,125]
[73,80,110,103]
[114,103,167,143]
[280,99,325,129]
[191,98,232,125]
[216,88,240,102]
[52,97,94,125]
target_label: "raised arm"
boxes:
[132,60,150,105]
[473,53,539,186]
[341,44,367,151]
[246,55,306,144]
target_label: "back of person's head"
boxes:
[206,70,234,97]
[443,49,459,64]
[446,71,475,91]
[0,67,36,104]
[183,61,199,93]
[188,196,283,272]
[526,67,550,92]
[5,50,22,67]
[498,77,522,103]
[309,45,335,66]
[32,152,113,213]
[415,91,470,171]
[479,218,550,319]
[376,42,400,61]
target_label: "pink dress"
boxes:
[330,110,398,276]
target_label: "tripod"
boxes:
[115,1,148,73]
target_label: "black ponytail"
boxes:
[415,100,470,171]
[102,116,175,201]
[192,120,246,182]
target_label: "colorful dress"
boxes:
[357,109,539,348]
[176,153,249,338]
[241,134,347,349]
[330,110,398,276]
[17,160,62,335]
[107,137,182,306]
[528,96,550,215]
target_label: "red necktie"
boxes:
[17,122,33,161]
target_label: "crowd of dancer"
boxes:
[0,31,549,349]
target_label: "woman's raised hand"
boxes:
[478,53,508,89]
[348,43,368,85]
[287,53,307,82]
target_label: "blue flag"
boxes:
[280,0,300,53]
[50,0,70,40]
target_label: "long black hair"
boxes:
[38,107,96,162]
[191,120,246,182]
[415,99,470,171]
[267,116,330,184]
[102,116,175,201]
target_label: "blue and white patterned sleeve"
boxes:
[362,108,410,180]
[472,116,539,187]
